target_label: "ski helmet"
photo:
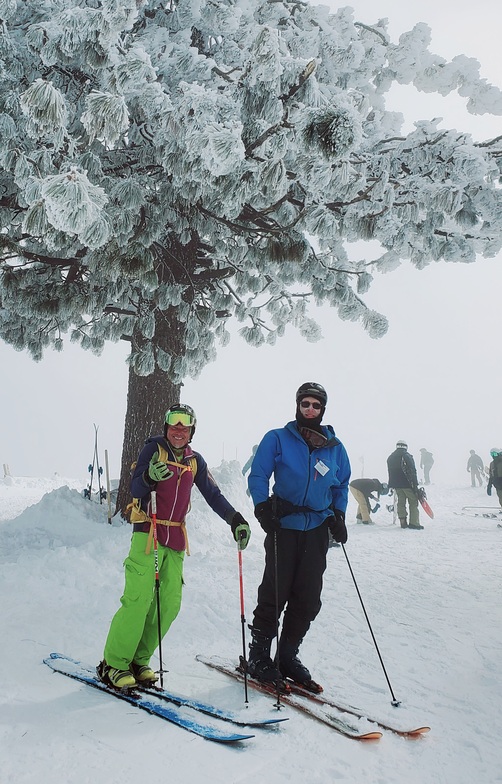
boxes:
[490,447,501,457]
[296,382,328,406]
[164,404,197,438]
[396,440,407,449]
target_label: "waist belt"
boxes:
[144,518,190,557]
[272,495,323,518]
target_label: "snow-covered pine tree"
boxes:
[0,0,501,511]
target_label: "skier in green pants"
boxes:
[99,403,251,690]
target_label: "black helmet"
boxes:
[164,404,197,439]
[296,382,328,406]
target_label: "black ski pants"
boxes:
[252,522,330,643]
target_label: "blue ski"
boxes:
[139,683,288,727]
[44,653,253,743]
[47,652,285,727]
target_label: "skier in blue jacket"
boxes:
[247,382,351,692]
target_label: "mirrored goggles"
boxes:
[165,411,194,427]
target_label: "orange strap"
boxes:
[145,518,189,557]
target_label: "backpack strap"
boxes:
[126,451,198,555]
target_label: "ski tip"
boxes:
[216,733,255,743]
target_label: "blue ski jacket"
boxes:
[248,421,351,531]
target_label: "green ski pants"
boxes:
[103,532,184,671]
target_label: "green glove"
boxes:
[230,512,251,551]
[148,452,172,482]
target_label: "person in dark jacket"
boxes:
[349,478,389,524]
[387,440,423,530]
[98,404,251,690]
[247,382,351,692]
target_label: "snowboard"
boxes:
[417,487,434,519]
[400,456,434,519]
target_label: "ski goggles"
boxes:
[165,411,195,427]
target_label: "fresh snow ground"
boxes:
[1,464,501,784]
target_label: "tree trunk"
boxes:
[116,307,185,516]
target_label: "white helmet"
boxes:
[396,440,407,449]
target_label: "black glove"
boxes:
[254,499,281,534]
[326,510,348,544]
[230,512,251,550]
[487,482,492,496]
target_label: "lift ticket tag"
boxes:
[314,460,329,476]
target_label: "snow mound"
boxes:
[0,485,114,557]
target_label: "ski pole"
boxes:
[150,490,164,688]
[273,531,282,709]
[93,424,100,501]
[104,449,112,525]
[84,424,98,499]
[237,547,249,705]
[94,425,105,504]
[341,544,401,707]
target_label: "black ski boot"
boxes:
[244,627,289,692]
[278,637,323,694]
[246,627,277,682]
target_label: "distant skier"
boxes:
[467,450,484,487]
[487,448,502,509]
[387,441,423,530]
[349,478,389,524]
[419,448,434,485]
[241,444,258,496]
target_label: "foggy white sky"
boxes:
[1,0,501,485]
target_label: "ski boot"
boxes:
[278,637,323,694]
[245,627,289,692]
[131,663,159,685]
[97,660,136,690]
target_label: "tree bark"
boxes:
[116,307,184,516]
